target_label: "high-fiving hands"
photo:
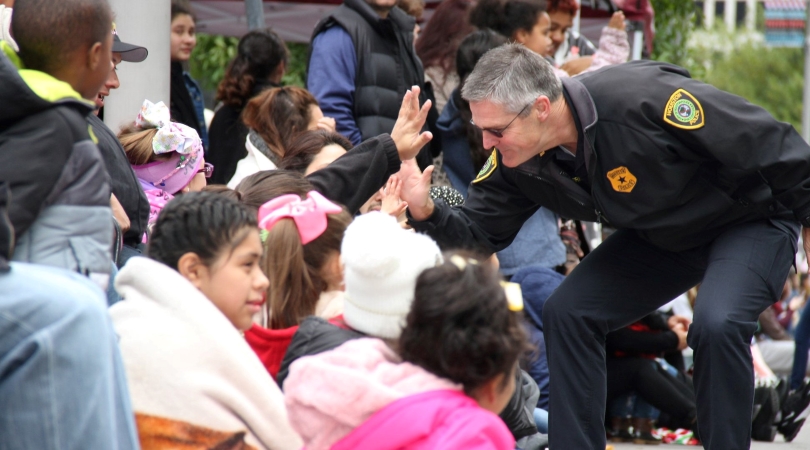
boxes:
[391,86,433,161]
[398,159,435,221]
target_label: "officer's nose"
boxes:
[482,132,498,150]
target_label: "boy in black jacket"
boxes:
[0,0,113,285]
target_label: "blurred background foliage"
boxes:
[651,0,802,130]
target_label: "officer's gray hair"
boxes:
[461,43,563,115]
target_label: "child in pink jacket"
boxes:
[284,252,528,449]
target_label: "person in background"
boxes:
[307,0,439,170]
[414,0,475,114]
[470,0,627,77]
[169,0,208,148]
[279,130,353,175]
[547,0,595,68]
[208,29,288,185]
[228,86,335,188]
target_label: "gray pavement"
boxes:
[611,425,810,449]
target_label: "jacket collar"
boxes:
[560,76,598,175]
[343,0,414,33]
[560,77,597,134]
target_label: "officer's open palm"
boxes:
[399,159,434,221]
[391,86,433,161]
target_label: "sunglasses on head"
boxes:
[470,101,534,138]
[197,162,214,178]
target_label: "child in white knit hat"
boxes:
[275,211,442,384]
[282,251,528,450]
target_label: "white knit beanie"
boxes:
[341,212,442,339]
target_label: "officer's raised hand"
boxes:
[399,159,434,221]
[390,86,433,161]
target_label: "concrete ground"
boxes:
[611,425,810,449]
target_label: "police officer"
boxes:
[401,44,810,450]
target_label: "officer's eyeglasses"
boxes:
[470,101,533,138]
[197,162,214,178]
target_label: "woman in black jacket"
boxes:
[207,29,288,185]
[169,0,208,149]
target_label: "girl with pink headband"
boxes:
[244,190,353,380]
[119,100,212,240]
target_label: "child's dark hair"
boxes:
[171,0,197,22]
[147,192,257,270]
[216,29,289,108]
[12,0,112,74]
[469,0,548,41]
[399,253,529,395]
[234,170,313,212]
[279,130,353,174]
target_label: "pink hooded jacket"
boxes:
[283,338,515,450]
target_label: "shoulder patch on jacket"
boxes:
[664,89,704,130]
[473,149,498,184]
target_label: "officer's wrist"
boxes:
[408,198,435,222]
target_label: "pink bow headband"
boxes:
[258,191,343,245]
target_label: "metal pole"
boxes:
[245,0,264,31]
[745,0,757,31]
[802,0,810,142]
[105,0,170,132]
[724,0,737,33]
[705,0,716,29]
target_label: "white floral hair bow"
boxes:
[135,100,202,156]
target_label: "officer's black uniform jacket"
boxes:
[410,61,810,253]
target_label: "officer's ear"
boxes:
[534,96,552,123]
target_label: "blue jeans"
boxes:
[791,303,810,390]
[608,393,660,420]
[0,263,139,450]
[533,408,549,433]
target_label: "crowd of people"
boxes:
[3,0,810,449]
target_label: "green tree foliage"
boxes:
[190,34,308,96]
[189,33,239,93]
[650,0,700,66]
[688,39,803,131]
[282,42,308,88]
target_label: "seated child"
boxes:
[118,99,209,236]
[284,251,525,449]
[276,211,443,385]
[1,0,114,287]
[245,191,352,379]
[110,192,302,450]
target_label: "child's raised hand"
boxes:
[381,175,408,218]
[608,11,626,31]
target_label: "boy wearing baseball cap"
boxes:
[90,23,151,268]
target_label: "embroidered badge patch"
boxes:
[473,149,498,183]
[664,89,704,130]
[607,166,637,193]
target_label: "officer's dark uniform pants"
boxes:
[543,219,798,450]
